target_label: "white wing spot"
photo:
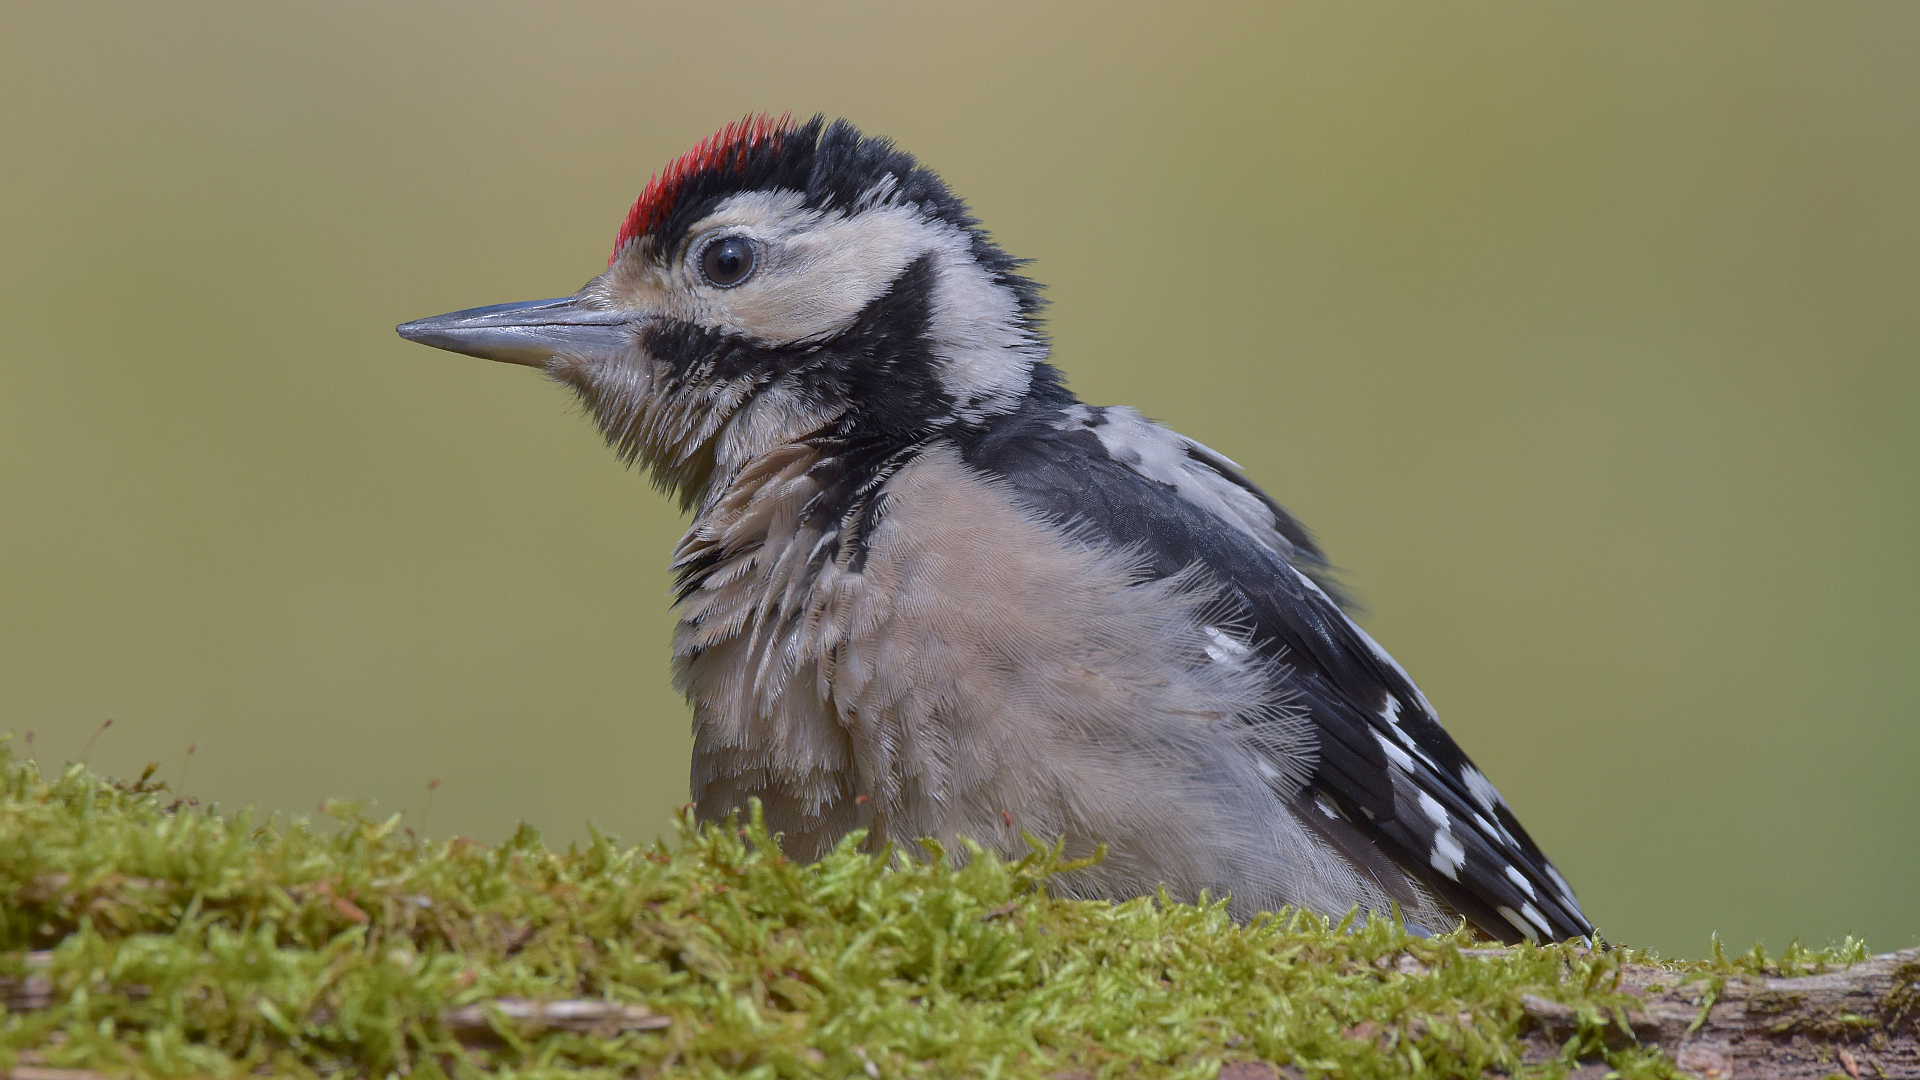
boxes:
[1497,906,1542,943]
[1374,731,1416,773]
[1504,865,1538,899]
[1544,864,1585,919]
[1466,807,1512,849]
[1379,695,1402,724]
[1459,765,1507,813]
[1520,902,1553,937]
[1414,791,1466,880]
[1378,695,1425,750]
[1472,810,1518,850]
[1334,607,1439,717]
[1429,829,1466,881]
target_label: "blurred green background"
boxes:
[2,2,1914,958]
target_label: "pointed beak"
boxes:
[396,296,639,368]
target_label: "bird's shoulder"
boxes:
[955,387,1338,592]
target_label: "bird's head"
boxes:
[398,115,1046,505]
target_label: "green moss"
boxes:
[0,743,1868,1079]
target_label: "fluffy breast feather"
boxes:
[675,438,1447,926]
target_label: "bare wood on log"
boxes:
[438,997,672,1040]
[1521,947,1920,1079]
[4,1067,108,1080]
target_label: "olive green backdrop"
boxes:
[2,2,1914,958]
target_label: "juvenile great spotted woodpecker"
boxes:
[398,114,1593,943]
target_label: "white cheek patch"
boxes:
[661,194,936,340]
[688,195,935,342]
[919,233,1039,419]
[665,189,1041,422]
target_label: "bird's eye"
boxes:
[699,236,757,288]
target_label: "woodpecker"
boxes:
[398,115,1592,944]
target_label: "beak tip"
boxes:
[392,297,631,368]
[394,317,472,356]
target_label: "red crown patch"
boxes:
[610,113,794,264]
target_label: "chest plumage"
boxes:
[674,435,1422,926]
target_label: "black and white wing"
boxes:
[959,391,1592,943]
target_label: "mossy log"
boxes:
[2,747,1914,1079]
[6,946,1916,1078]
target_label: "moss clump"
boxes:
[0,742,1868,1078]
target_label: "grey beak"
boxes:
[396,296,638,368]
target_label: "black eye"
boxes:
[699,236,757,288]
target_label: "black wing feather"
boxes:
[958,396,1592,943]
